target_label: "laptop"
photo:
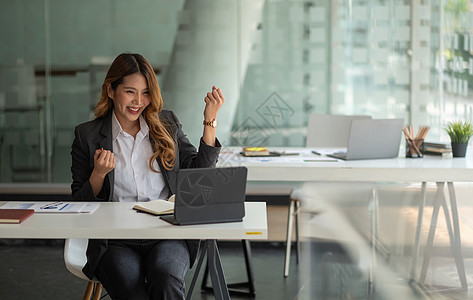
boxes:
[306,114,372,148]
[160,166,247,225]
[326,118,404,160]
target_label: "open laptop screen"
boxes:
[327,119,404,160]
[162,166,247,225]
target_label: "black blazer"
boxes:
[71,109,221,279]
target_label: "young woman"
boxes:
[71,53,224,299]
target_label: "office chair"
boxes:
[64,238,255,298]
[64,238,103,300]
[284,114,371,277]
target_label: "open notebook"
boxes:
[133,195,175,216]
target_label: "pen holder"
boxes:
[406,139,424,158]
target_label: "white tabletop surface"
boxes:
[0,202,267,240]
[219,147,473,182]
[2,147,471,195]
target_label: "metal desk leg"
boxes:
[368,187,379,294]
[419,182,467,291]
[201,240,256,297]
[284,199,296,277]
[295,199,301,264]
[231,240,256,296]
[447,182,468,291]
[186,240,230,300]
[186,242,208,300]
[419,182,444,284]
[410,182,427,280]
[207,239,231,300]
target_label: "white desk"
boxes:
[0,202,267,240]
[0,202,267,300]
[220,147,473,182]
[220,147,473,291]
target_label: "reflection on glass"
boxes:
[299,182,472,299]
[1,0,473,182]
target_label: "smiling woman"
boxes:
[70,53,224,300]
[107,73,151,137]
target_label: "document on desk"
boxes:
[219,149,342,164]
[303,157,339,162]
[0,202,100,213]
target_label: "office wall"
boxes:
[0,0,186,182]
[233,0,473,146]
[162,0,264,146]
[1,0,473,183]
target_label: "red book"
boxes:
[0,209,34,224]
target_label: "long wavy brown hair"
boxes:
[94,53,176,171]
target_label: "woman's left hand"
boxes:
[203,86,225,121]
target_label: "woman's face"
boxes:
[108,73,151,128]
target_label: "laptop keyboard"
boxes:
[326,152,347,160]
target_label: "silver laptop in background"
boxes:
[306,114,372,148]
[327,118,404,160]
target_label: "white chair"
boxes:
[284,114,372,277]
[64,238,103,300]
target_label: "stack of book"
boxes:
[241,147,271,156]
[423,142,452,157]
[239,147,299,157]
[240,147,281,157]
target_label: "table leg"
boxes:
[207,239,230,300]
[295,199,301,264]
[201,240,256,297]
[186,241,208,300]
[368,187,379,294]
[410,182,427,280]
[418,182,467,291]
[284,199,296,277]
[238,240,256,295]
[447,182,468,291]
[186,240,230,300]
[419,182,443,283]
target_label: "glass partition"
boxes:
[300,181,473,298]
[1,0,473,183]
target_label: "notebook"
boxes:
[326,118,404,160]
[0,209,34,224]
[160,166,247,225]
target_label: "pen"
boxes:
[40,201,63,209]
[304,159,338,162]
[59,204,70,211]
[312,151,321,155]
[279,152,299,156]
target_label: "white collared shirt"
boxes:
[111,112,166,202]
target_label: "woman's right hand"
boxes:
[89,148,115,196]
[92,148,115,178]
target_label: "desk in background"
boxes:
[218,147,473,183]
[219,147,473,292]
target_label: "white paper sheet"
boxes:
[0,202,100,213]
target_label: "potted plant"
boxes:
[444,120,473,157]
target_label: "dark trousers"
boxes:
[95,239,190,300]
